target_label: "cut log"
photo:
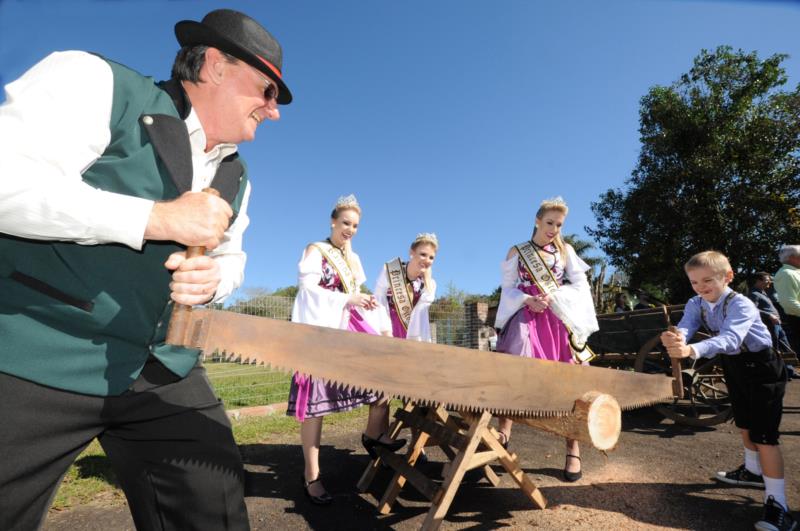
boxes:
[511,391,621,451]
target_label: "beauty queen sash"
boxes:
[515,241,596,363]
[313,241,356,294]
[386,258,414,332]
[294,241,358,421]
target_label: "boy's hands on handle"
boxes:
[661,307,686,399]
[166,188,227,345]
[660,329,693,358]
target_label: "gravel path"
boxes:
[45,382,799,530]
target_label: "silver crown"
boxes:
[414,232,439,246]
[540,195,567,208]
[335,194,359,209]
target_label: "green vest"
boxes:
[0,58,249,396]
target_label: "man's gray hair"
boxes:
[778,245,800,264]
[171,45,238,82]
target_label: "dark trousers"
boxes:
[721,348,787,445]
[784,314,800,355]
[0,359,249,531]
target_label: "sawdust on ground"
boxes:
[45,382,799,530]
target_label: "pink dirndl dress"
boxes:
[286,256,379,420]
[495,244,573,363]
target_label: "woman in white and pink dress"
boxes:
[373,233,438,342]
[286,195,405,505]
[494,197,598,482]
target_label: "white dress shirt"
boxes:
[0,51,250,302]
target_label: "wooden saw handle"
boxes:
[662,305,684,399]
[667,325,684,399]
[166,188,220,346]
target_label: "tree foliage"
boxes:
[563,233,603,270]
[589,46,800,301]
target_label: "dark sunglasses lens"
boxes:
[265,83,278,101]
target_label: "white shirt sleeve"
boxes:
[406,278,436,342]
[291,246,351,329]
[209,181,250,303]
[548,244,599,345]
[349,251,383,331]
[373,266,393,335]
[0,51,154,249]
[494,253,528,329]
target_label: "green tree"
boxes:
[563,233,603,270]
[272,285,298,298]
[589,46,800,300]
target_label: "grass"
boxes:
[205,361,292,408]
[50,365,376,512]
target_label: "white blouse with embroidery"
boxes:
[291,245,382,331]
[495,243,599,346]
[373,265,436,342]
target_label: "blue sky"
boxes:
[1,0,798,300]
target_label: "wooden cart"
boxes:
[588,305,733,426]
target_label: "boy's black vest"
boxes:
[0,58,248,396]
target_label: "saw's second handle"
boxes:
[667,325,684,399]
[166,188,220,346]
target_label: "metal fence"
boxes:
[205,296,481,410]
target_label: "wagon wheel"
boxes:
[634,334,732,427]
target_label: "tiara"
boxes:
[414,232,439,246]
[540,196,567,208]
[334,194,359,209]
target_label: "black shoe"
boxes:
[361,433,407,460]
[715,464,764,488]
[302,476,333,506]
[415,450,429,465]
[563,454,582,482]
[755,496,796,531]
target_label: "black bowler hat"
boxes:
[175,9,292,104]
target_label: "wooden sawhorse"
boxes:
[358,402,547,530]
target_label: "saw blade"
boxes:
[177,308,674,417]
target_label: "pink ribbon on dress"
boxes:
[519,284,573,363]
[293,307,378,422]
[294,373,310,422]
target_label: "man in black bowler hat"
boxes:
[0,9,291,530]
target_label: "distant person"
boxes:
[749,272,791,352]
[614,292,632,313]
[634,292,655,310]
[286,195,405,506]
[774,245,800,356]
[494,196,598,482]
[0,9,291,529]
[661,251,791,531]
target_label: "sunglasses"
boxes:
[242,61,279,102]
[260,75,279,102]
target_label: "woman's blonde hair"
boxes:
[532,196,569,263]
[410,233,438,294]
[684,250,732,277]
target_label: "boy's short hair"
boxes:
[684,250,732,277]
[754,271,771,282]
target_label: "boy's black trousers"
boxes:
[721,347,787,445]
